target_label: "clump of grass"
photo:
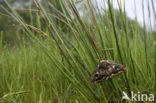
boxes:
[0,0,155,102]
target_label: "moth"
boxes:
[91,60,126,84]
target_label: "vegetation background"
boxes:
[0,0,155,102]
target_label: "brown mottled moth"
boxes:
[91,60,126,84]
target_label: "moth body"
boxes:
[91,60,126,84]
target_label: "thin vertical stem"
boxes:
[108,0,131,95]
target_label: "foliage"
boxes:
[0,0,155,102]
